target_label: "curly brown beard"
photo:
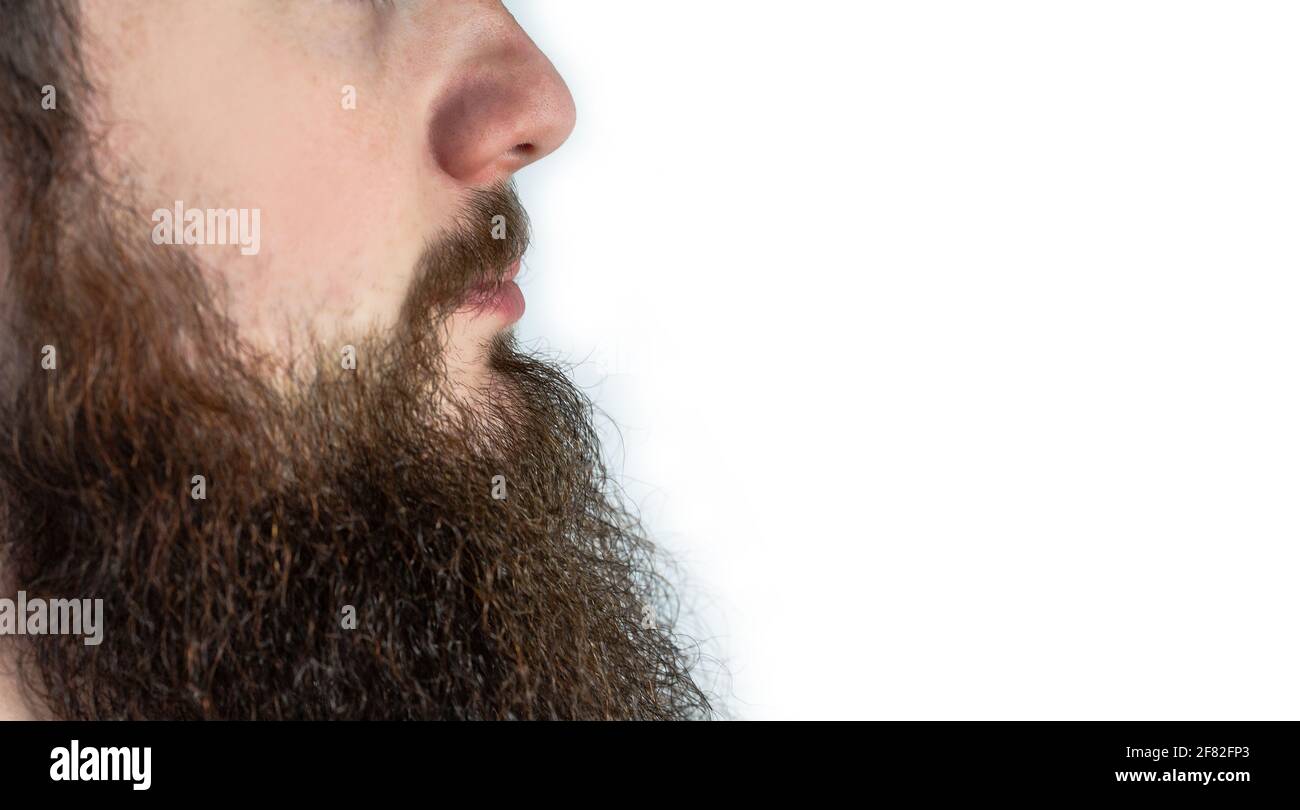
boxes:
[0,2,712,721]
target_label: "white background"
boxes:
[506,0,1300,719]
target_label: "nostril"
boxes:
[512,143,536,157]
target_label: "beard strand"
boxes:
[0,179,713,720]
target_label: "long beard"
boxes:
[0,179,712,719]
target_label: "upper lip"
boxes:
[465,256,522,302]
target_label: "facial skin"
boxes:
[83,0,576,391]
[0,1,713,720]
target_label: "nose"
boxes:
[428,26,576,185]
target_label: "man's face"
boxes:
[0,0,710,720]
[81,0,576,393]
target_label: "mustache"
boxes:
[399,181,531,335]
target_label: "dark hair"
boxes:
[0,0,85,389]
[0,0,84,206]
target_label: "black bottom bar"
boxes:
[0,720,1289,798]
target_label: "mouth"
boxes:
[461,257,525,324]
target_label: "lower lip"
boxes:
[465,260,525,323]
[482,279,525,323]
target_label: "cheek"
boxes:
[193,123,416,346]
[87,5,421,349]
